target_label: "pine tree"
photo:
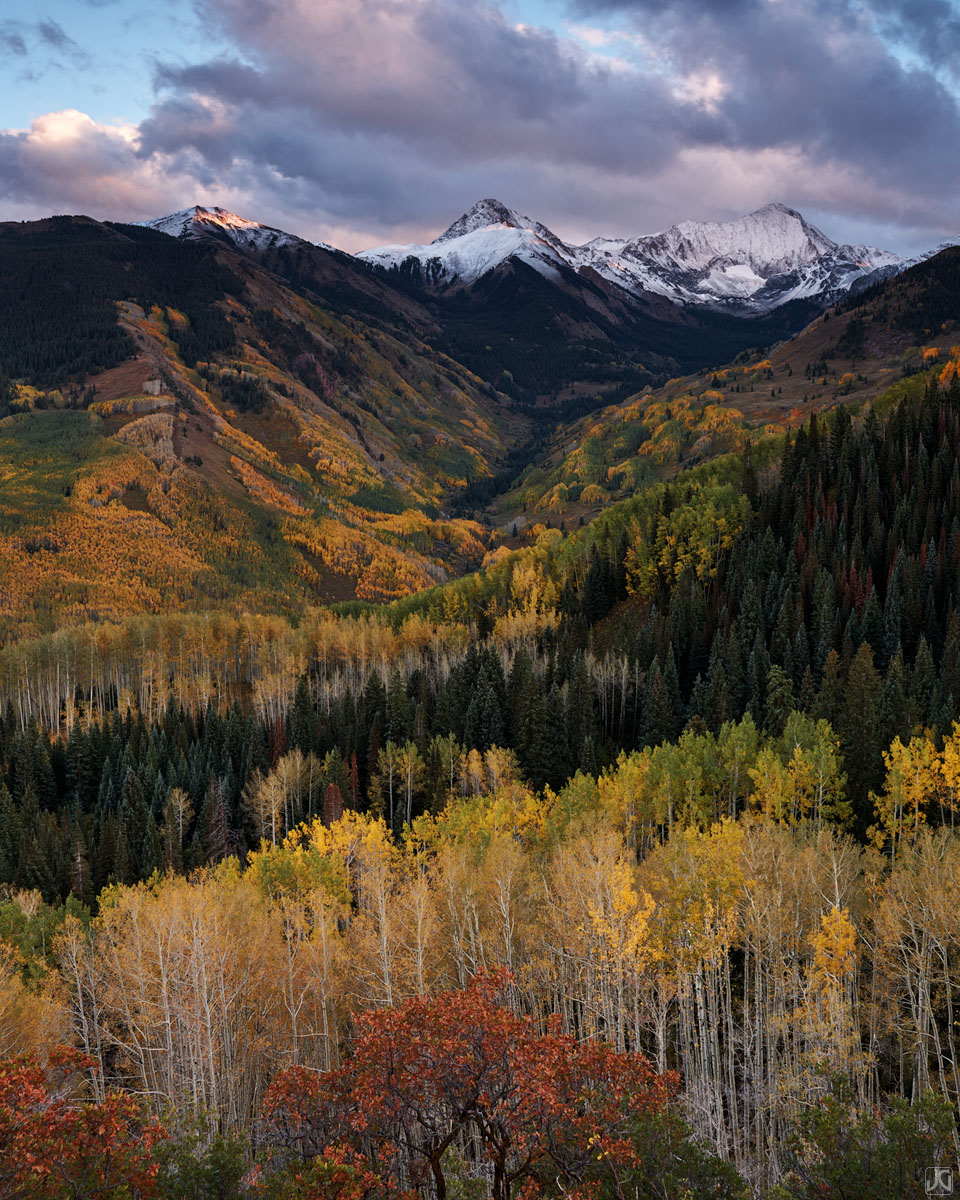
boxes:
[386,669,412,744]
[839,644,884,820]
[290,676,315,754]
[764,665,795,737]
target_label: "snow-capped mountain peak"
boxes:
[580,204,904,310]
[433,198,562,249]
[140,205,312,252]
[659,203,837,273]
[142,198,912,315]
[357,197,907,311]
[357,198,574,288]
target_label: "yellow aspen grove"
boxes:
[13,735,960,1180]
[268,890,346,1070]
[433,836,490,985]
[0,942,67,1057]
[396,742,426,827]
[597,750,657,851]
[81,867,291,1127]
[54,914,108,1101]
[747,747,794,822]
[392,852,443,997]
[802,906,867,1100]
[337,815,405,1007]
[938,721,960,825]
[475,832,529,979]
[544,823,654,1049]
[243,768,287,845]
[639,822,745,1163]
[870,734,941,856]
[874,832,960,1115]
[735,822,866,1187]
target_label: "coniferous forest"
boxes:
[3,215,960,1200]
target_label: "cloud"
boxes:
[1,0,959,253]
[0,17,92,72]
[145,1,690,170]
[0,110,194,216]
[0,24,28,57]
[37,20,77,51]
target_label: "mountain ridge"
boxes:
[2,211,960,635]
[139,205,335,254]
[586,201,904,309]
[355,198,907,313]
[141,197,959,317]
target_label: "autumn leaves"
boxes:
[264,972,671,1200]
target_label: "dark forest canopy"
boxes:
[0,218,241,393]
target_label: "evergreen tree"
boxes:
[289,676,316,754]
[838,644,884,821]
[763,664,794,737]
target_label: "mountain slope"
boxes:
[585,203,903,311]
[495,243,960,531]
[0,215,519,636]
[353,200,825,404]
[140,205,325,253]
[143,201,869,410]
[358,198,572,288]
[0,207,947,640]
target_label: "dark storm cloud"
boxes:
[561,0,960,221]
[127,0,960,245]
[869,0,960,74]
[677,3,960,182]
[568,0,960,171]
[146,0,692,166]
[131,0,729,238]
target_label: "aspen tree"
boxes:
[870,734,940,856]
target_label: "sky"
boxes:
[1,0,959,255]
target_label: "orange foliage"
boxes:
[0,1046,165,1200]
[264,972,673,1200]
[232,456,309,515]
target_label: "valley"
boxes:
[1,200,954,637]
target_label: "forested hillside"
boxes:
[0,217,521,631]
[2,364,960,873]
[0,216,866,638]
[504,246,960,528]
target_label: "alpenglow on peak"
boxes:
[139,205,311,251]
[433,199,544,243]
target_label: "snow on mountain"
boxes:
[843,235,960,298]
[356,199,572,287]
[582,204,904,311]
[897,237,960,271]
[359,199,905,313]
[142,199,920,316]
[140,206,319,253]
